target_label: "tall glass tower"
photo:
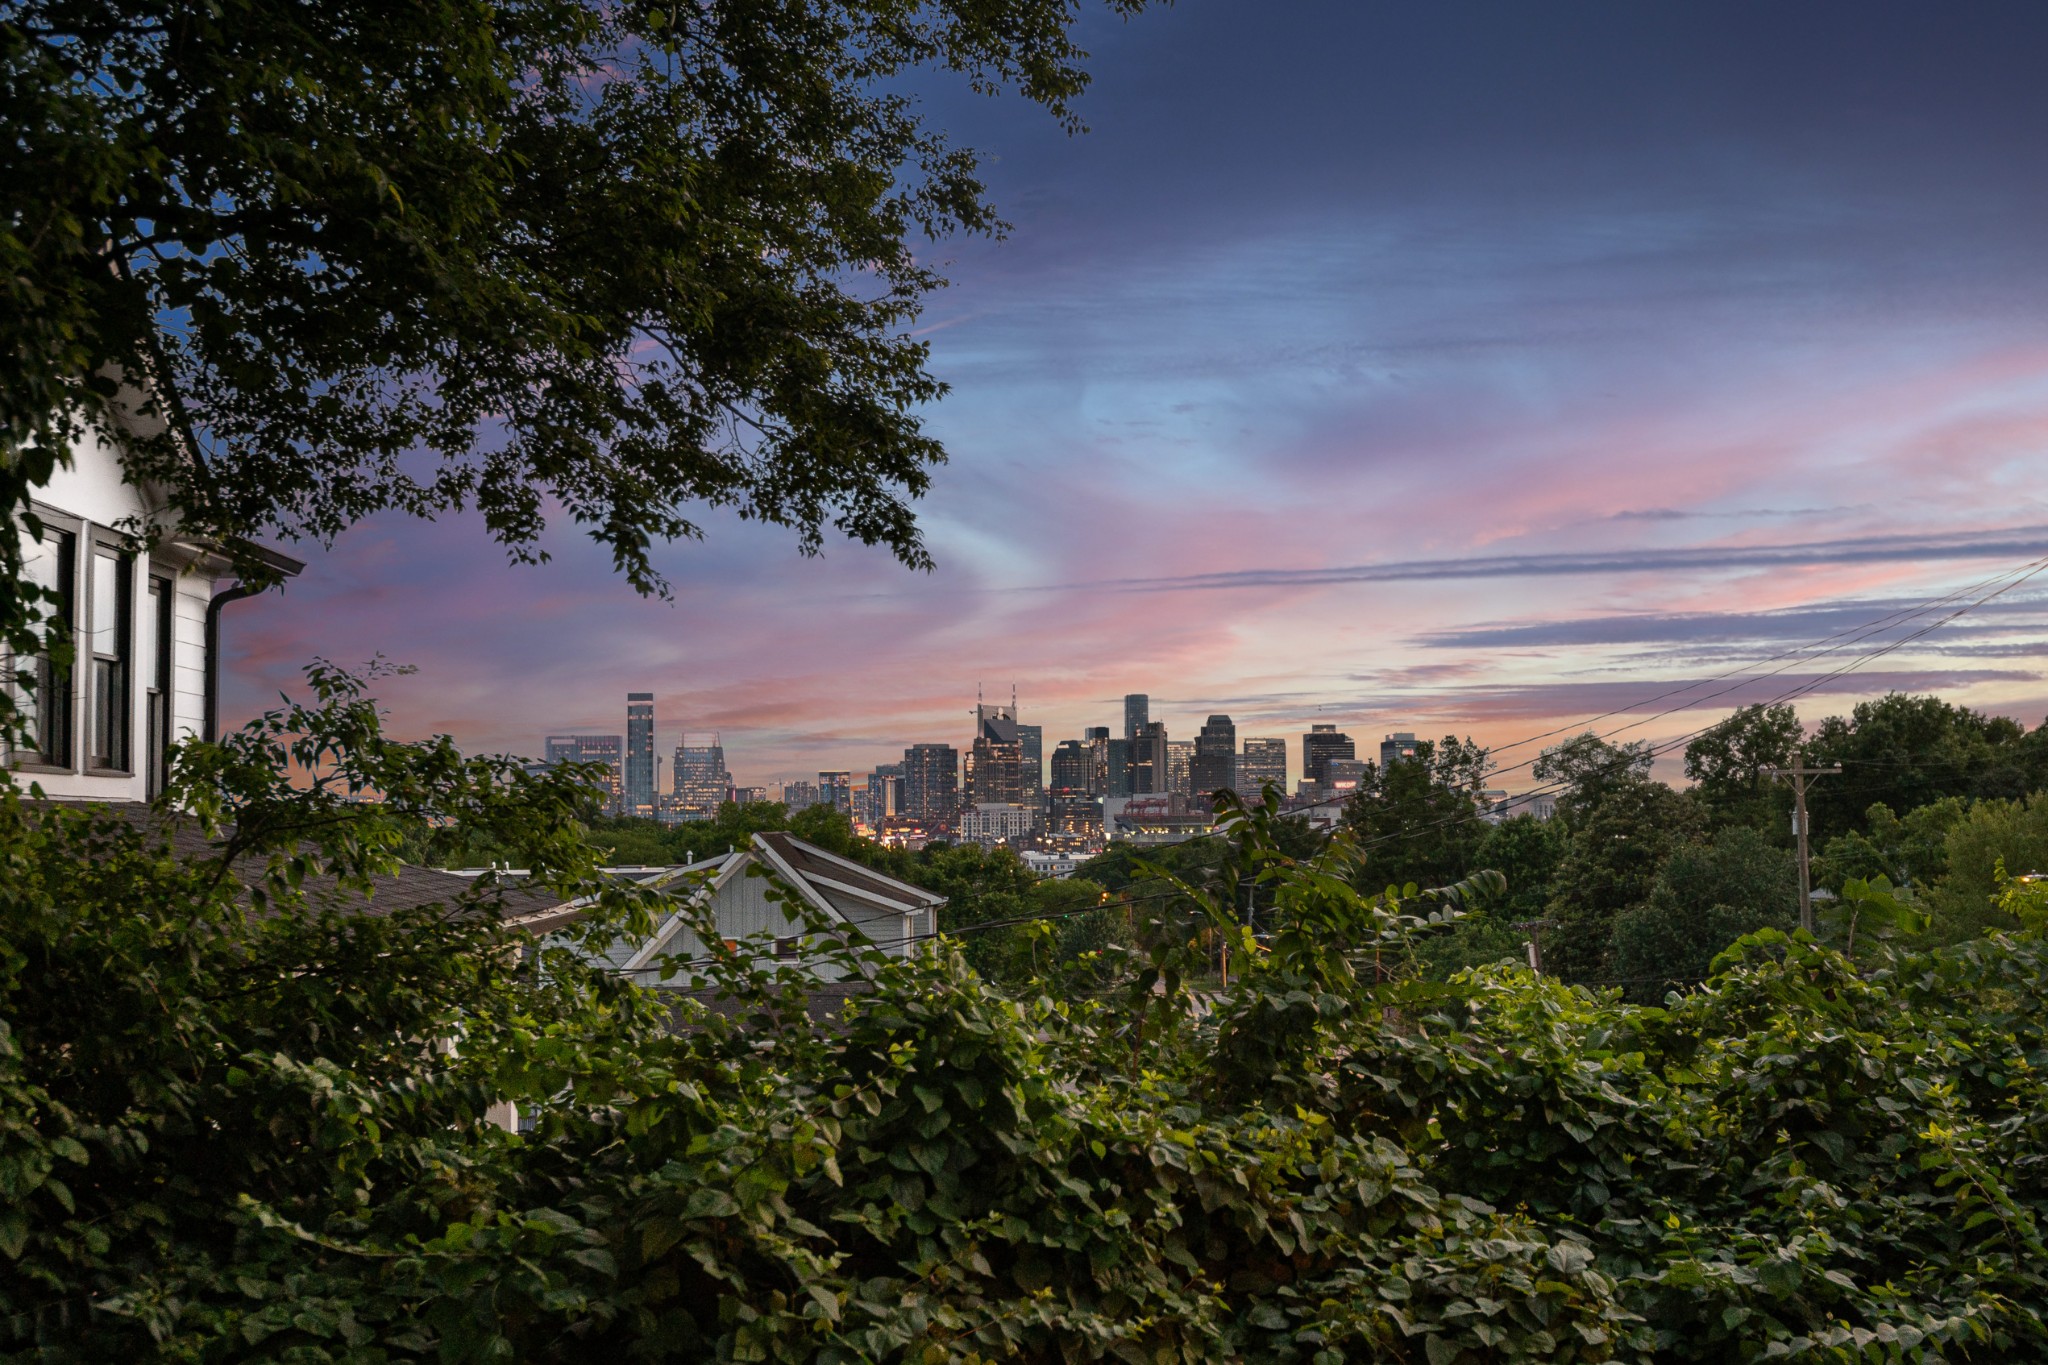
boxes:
[625,692,655,815]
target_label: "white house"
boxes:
[508,831,946,986]
[8,405,301,800]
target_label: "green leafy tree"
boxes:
[1683,703,1801,836]
[0,0,1154,738]
[1414,913,1533,979]
[1927,792,2048,940]
[1410,814,1564,981]
[1804,692,2048,841]
[1533,731,1655,827]
[1818,874,1927,958]
[1542,776,1704,982]
[1340,734,1490,890]
[1993,860,2048,931]
[1473,813,1567,918]
[675,800,811,861]
[1609,826,1798,999]
[991,876,1126,988]
[1071,808,1324,898]
[583,800,803,868]
[1810,796,1969,893]
[921,839,1036,925]
[581,814,681,867]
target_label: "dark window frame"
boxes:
[144,569,174,798]
[83,531,135,776]
[12,507,81,773]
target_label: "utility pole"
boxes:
[1764,748,1842,933]
[1512,918,1556,976]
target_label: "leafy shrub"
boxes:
[8,677,2048,1361]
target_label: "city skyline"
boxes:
[218,1,2048,783]
[541,690,1325,797]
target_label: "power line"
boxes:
[1321,554,2048,862]
[1290,551,2048,819]
[631,552,2048,977]
[1482,553,2048,786]
[1481,554,2048,761]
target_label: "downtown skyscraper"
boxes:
[544,733,624,814]
[1132,720,1170,794]
[902,743,960,825]
[1239,737,1286,797]
[1190,714,1237,802]
[1302,724,1356,786]
[673,736,731,820]
[964,699,1024,806]
[625,692,655,816]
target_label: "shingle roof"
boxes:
[754,831,940,912]
[27,799,564,920]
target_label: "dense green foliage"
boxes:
[0,666,668,1358]
[1609,827,1798,1000]
[11,684,2048,1361]
[1803,695,2048,843]
[1340,736,1490,891]
[1684,705,1801,836]
[1330,698,2048,992]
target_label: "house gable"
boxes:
[599,833,944,987]
[9,409,301,802]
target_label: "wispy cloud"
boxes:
[1039,529,2048,596]
[1305,670,2042,727]
[1415,592,2048,650]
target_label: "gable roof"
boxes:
[606,832,944,974]
[754,831,943,914]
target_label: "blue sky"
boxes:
[226,0,2048,789]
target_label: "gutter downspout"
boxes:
[203,582,259,742]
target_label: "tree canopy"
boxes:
[0,0,1150,693]
[1803,693,2048,842]
[1609,825,1798,1000]
[1683,703,1800,836]
[1339,734,1489,891]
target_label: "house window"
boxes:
[144,573,173,797]
[15,525,76,767]
[86,542,133,773]
[775,935,800,959]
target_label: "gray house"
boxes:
[551,831,945,986]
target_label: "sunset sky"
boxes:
[223,0,2048,791]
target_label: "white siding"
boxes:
[169,571,211,741]
[624,859,861,986]
[719,869,806,940]
[32,427,158,531]
[9,421,222,803]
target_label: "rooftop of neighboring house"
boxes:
[446,829,945,940]
[27,798,564,921]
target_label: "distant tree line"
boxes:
[501,690,2048,1000]
[1340,692,2048,998]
